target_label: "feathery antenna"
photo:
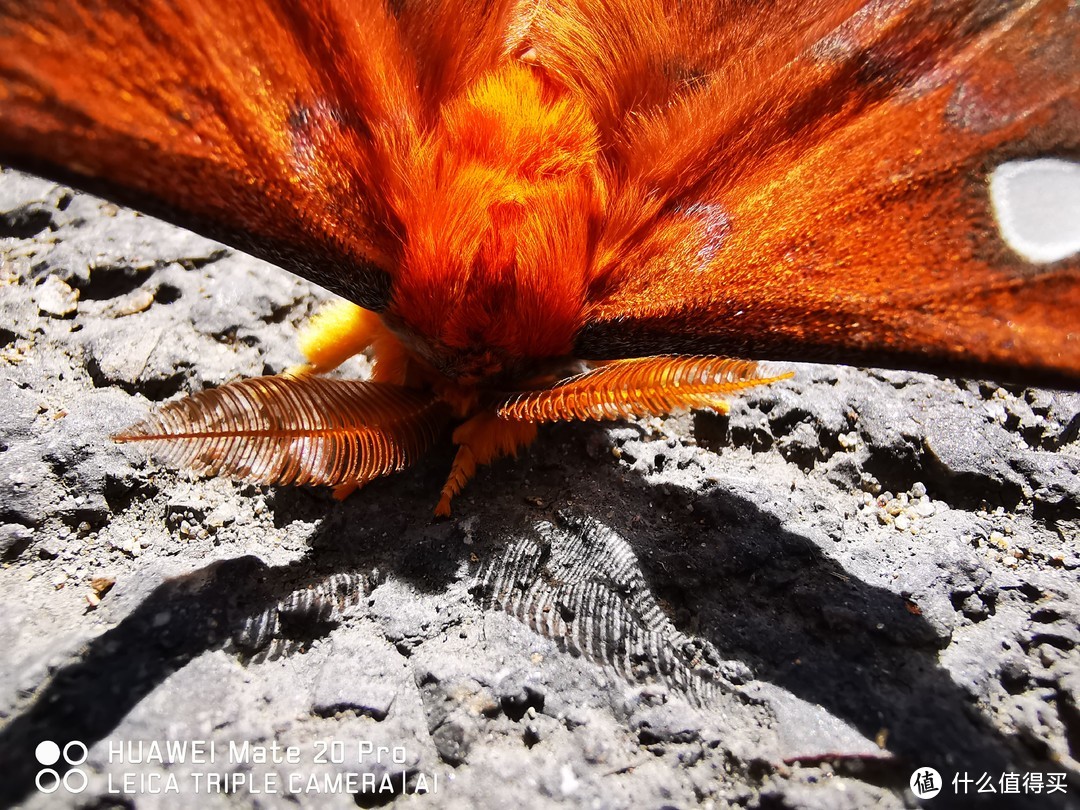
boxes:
[115,375,450,488]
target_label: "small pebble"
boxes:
[35,276,79,317]
[108,288,155,317]
[860,474,881,495]
[983,401,1007,423]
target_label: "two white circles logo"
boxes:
[35,740,88,794]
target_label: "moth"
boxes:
[1,0,1077,515]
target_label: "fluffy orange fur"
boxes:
[386,64,601,383]
[296,62,612,508]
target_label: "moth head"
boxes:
[382,318,512,386]
[380,310,569,392]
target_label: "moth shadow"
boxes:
[0,428,1072,808]
[0,457,464,806]
[572,457,1075,808]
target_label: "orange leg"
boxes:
[332,481,362,500]
[297,300,380,373]
[435,412,538,516]
[293,299,413,384]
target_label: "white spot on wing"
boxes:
[990,158,1080,264]
[680,202,729,270]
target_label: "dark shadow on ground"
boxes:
[0,422,1073,809]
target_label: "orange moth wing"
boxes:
[0,0,519,309]
[561,0,1080,387]
[1,0,1077,386]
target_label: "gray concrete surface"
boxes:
[1,167,1078,809]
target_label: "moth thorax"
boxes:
[391,64,604,377]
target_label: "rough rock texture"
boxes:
[0,168,1077,809]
